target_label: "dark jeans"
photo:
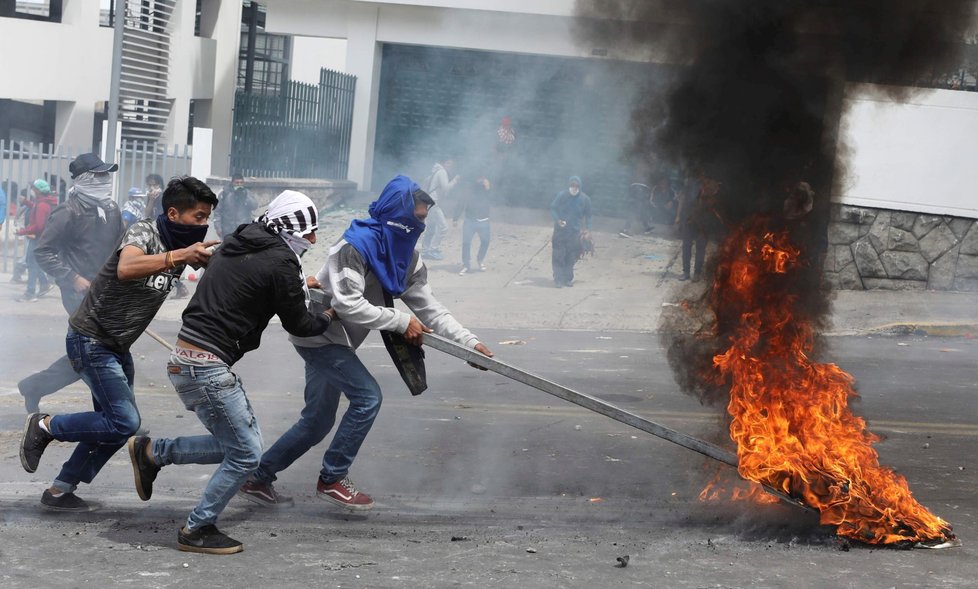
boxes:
[551,225,582,285]
[461,219,490,269]
[253,344,382,486]
[50,330,140,493]
[681,224,707,277]
[24,239,50,296]
[18,289,86,406]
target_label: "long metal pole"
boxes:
[421,332,814,513]
[106,0,126,201]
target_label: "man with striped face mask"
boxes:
[125,190,334,555]
[237,175,493,514]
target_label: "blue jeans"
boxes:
[421,204,448,253]
[25,238,50,296]
[18,289,85,404]
[161,362,262,531]
[461,219,490,269]
[253,344,381,486]
[50,330,140,493]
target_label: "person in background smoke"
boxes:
[122,187,147,228]
[674,169,721,282]
[493,117,516,201]
[550,176,592,288]
[19,176,218,515]
[143,173,165,218]
[212,173,257,239]
[619,180,653,238]
[454,176,493,275]
[126,190,334,555]
[0,182,7,233]
[650,175,679,225]
[420,157,460,260]
[22,153,125,414]
[15,179,58,302]
[235,176,492,514]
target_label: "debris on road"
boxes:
[499,339,527,345]
[616,555,629,568]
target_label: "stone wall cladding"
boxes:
[824,204,978,291]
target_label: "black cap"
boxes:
[69,152,119,179]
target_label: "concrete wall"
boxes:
[837,84,978,219]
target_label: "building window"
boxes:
[2,0,62,22]
[238,1,291,96]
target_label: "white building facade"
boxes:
[0,0,242,175]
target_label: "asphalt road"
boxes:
[1,313,976,588]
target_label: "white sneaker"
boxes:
[458,267,469,276]
[479,263,487,271]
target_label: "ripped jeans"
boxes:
[162,362,262,531]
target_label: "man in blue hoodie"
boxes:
[236,175,493,511]
[550,176,593,288]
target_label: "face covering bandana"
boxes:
[72,172,115,222]
[280,231,312,257]
[156,214,208,251]
[569,187,580,196]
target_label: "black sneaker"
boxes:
[178,525,243,555]
[41,489,92,512]
[128,436,161,501]
[20,413,53,473]
[238,480,294,508]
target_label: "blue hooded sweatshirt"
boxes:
[342,175,426,295]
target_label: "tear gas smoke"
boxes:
[575,0,975,403]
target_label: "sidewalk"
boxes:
[1,207,975,336]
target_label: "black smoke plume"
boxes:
[575,0,974,405]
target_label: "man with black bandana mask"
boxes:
[19,176,219,513]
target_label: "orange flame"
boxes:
[707,217,952,545]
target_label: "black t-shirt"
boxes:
[69,219,183,353]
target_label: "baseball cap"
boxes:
[33,179,52,194]
[128,186,146,198]
[69,152,119,179]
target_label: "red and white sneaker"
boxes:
[316,476,374,511]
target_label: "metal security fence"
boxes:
[1,141,79,273]
[231,67,356,180]
[1,140,192,273]
[116,140,193,198]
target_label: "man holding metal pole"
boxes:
[236,175,493,511]
[19,176,218,512]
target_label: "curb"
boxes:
[866,322,978,337]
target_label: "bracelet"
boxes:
[164,251,174,269]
